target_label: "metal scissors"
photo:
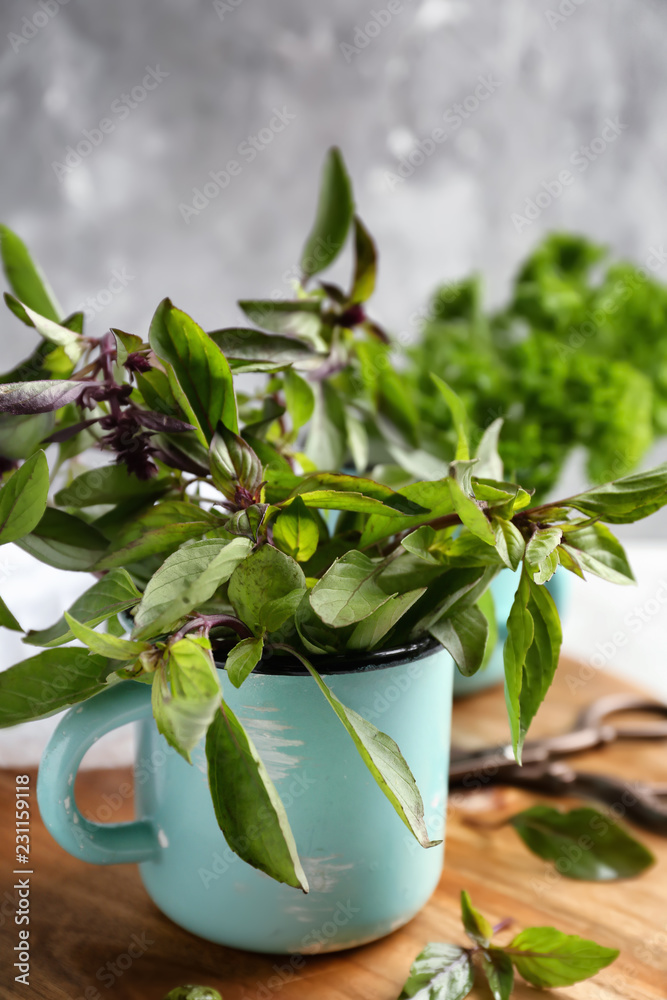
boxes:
[449,693,667,834]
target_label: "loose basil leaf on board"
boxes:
[225,636,264,688]
[0,595,22,632]
[16,507,108,571]
[460,890,493,947]
[480,948,514,1000]
[561,522,635,585]
[64,612,149,661]
[507,927,619,988]
[0,450,49,544]
[429,605,489,677]
[206,698,309,891]
[152,637,221,762]
[301,146,354,278]
[509,805,655,880]
[0,225,61,321]
[272,497,319,563]
[398,943,474,1000]
[283,368,315,430]
[0,649,109,726]
[25,569,141,648]
[228,545,306,635]
[149,298,238,439]
[309,551,392,628]
[296,653,440,848]
[133,537,253,640]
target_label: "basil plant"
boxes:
[1,182,666,895]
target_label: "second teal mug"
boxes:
[37,641,453,954]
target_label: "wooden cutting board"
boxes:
[1,657,666,1000]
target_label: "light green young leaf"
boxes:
[0,225,61,321]
[508,927,618,987]
[284,368,315,430]
[301,146,354,277]
[300,655,440,848]
[562,522,635,585]
[431,374,470,460]
[225,636,264,688]
[398,942,474,1000]
[345,410,369,473]
[525,526,562,581]
[4,295,83,363]
[133,537,253,640]
[206,698,308,890]
[152,637,221,762]
[0,648,108,727]
[474,418,504,480]
[460,890,493,946]
[348,589,426,650]
[209,422,264,498]
[149,298,238,440]
[400,525,442,564]
[228,544,306,634]
[272,496,319,562]
[289,472,429,516]
[360,480,455,548]
[447,477,495,545]
[480,949,514,1000]
[493,518,525,570]
[0,450,49,544]
[429,604,489,677]
[25,569,141,647]
[64,612,149,660]
[309,550,392,627]
[262,588,305,632]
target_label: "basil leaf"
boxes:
[96,521,214,569]
[447,477,495,545]
[16,507,108,571]
[432,375,470,461]
[0,648,109,726]
[225,636,264,688]
[262,588,305,632]
[4,295,83,363]
[133,537,253,639]
[460,890,493,946]
[480,949,514,1000]
[401,525,441,564]
[398,943,474,1000]
[302,656,440,848]
[152,637,221,762]
[25,569,141,647]
[206,699,308,890]
[561,522,635,585]
[309,551,392,628]
[0,380,91,415]
[209,423,263,497]
[350,215,377,304]
[474,418,504,480]
[508,927,618,987]
[65,612,149,660]
[236,298,323,339]
[149,298,238,440]
[567,463,667,523]
[429,604,489,677]
[301,146,354,277]
[289,473,429,516]
[345,410,369,473]
[525,526,562,583]
[0,450,49,544]
[360,480,455,548]
[0,412,54,461]
[519,577,562,751]
[228,544,305,634]
[55,464,172,507]
[509,805,655,880]
[208,328,317,364]
[348,589,426,650]
[493,518,525,571]
[503,569,534,761]
[0,225,61,321]
[305,382,346,471]
[272,497,319,562]
[283,369,315,430]
[0,595,22,632]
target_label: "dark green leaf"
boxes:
[225,636,264,688]
[0,380,90,415]
[0,225,61,321]
[460,890,493,946]
[16,507,108,570]
[228,544,305,634]
[503,569,534,761]
[301,146,354,277]
[0,450,49,544]
[25,569,141,647]
[149,298,238,440]
[0,648,109,726]
[0,594,22,631]
[54,464,172,507]
[208,327,317,364]
[237,299,323,339]
[509,805,655,880]
[508,927,618,987]
[350,216,377,304]
[480,949,514,1000]
[206,699,308,890]
[0,412,54,461]
[429,605,489,677]
[398,943,474,1000]
[96,521,214,569]
[360,480,456,548]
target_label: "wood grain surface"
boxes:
[1,657,666,1000]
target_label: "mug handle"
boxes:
[37,680,162,865]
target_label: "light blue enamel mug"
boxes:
[37,641,453,954]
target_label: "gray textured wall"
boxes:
[1,0,666,529]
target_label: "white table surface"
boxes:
[1,541,666,768]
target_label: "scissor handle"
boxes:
[575,693,667,740]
